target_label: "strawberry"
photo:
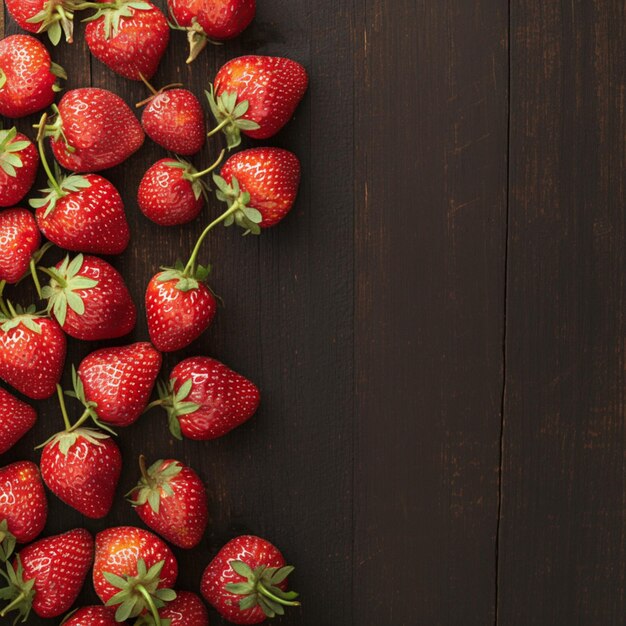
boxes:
[129,456,209,549]
[0,35,66,118]
[93,526,178,624]
[0,528,93,621]
[145,265,217,352]
[61,605,118,625]
[0,209,43,294]
[0,303,66,399]
[5,0,78,45]
[0,461,47,560]
[39,384,122,518]
[0,388,37,455]
[207,55,308,148]
[139,83,206,155]
[214,147,301,232]
[137,155,225,226]
[73,342,162,428]
[84,0,170,81]
[41,88,144,173]
[42,254,137,341]
[201,535,299,624]
[0,128,39,207]
[136,590,210,626]
[169,0,255,63]
[154,356,260,440]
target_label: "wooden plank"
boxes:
[353,1,508,624]
[499,0,626,623]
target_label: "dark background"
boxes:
[1,0,625,624]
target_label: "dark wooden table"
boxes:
[1,1,625,624]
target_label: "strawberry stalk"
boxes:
[34,107,76,154]
[55,384,91,433]
[135,74,184,108]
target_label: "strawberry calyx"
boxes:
[213,174,263,235]
[81,0,154,39]
[0,128,32,178]
[146,378,200,440]
[0,556,36,623]
[40,254,99,327]
[103,558,176,624]
[225,560,300,618]
[35,107,76,154]
[206,85,261,150]
[25,0,80,45]
[0,303,44,336]
[156,259,212,296]
[127,456,183,512]
[0,520,17,563]
[135,75,184,108]
[162,159,209,202]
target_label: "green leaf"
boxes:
[147,489,160,514]
[236,119,262,131]
[65,290,85,315]
[167,413,183,440]
[225,583,254,595]
[52,295,68,327]
[48,21,62,46]
[67,253,85,277]
[243,207,263,224]
[270,566,295,584]
[103,571,129,590]
[154,588,177,602]
[0,161,16,177]
[175,378,193,401]
[230,560,254,580]
[239,594,258,611]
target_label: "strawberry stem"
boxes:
[0,281,4,299]
[143,399,164,413]
[207,117,231,138]
[36,114,63,196]
[29,259,42,299]
[138,455,155,488]
[257,582,301,607]
[57,384,72,431]
[136,584,161,626]
[189,149,225,179]
[0,591,26,617]
[38,266,68,288]
[183,202,241,276]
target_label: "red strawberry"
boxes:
[61,605,118,625]
[140,86,206,155]
[0,461,47,560]
[145,267,217,352]
[136,590,210,626]
[155,356,259,440]
[42,254,137,341]
[0,304,66,399]
[40,386,122,518]
[137,157,217,226]
[129,457,209,549]
[43,88,144,173]
[207,56,308,148]
[0,388,37,455]
[74,342,162,428]
[0,128,39,207]
[215,147,301,232]
[0,35,66,118]
[93,526,178,623]
[5,0,77,44]
[85,1,170,81]
[0,209,41,287]
[201,535,299,624]
[0,528,94,622]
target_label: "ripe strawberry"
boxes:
[40,385,122,518]
[145,265,217,352]
[0,461,47,560]
[137,157,217,226]
[42,254,137,341]
[74,342,162,428]
[155,356,260,440]
[0,209,41,288]
[207,55,308,148]
[136,590,210,626]
[85,0,170,81]
[43,88,144,173]
[215,147,301,232]
[0,528,93,622]
[201,535,299,624]
[61,605,118,626]
[0,388,37,455]
[0,304,66,399]
[0,35,66,118]
[0,128,39,207]
[140,85,206,155]
[5,0,77,45]
[93,526,178,623]
[129,457,209,549]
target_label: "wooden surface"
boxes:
[0,1,625,624]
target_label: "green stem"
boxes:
[38,266,67,288]
[67,408,91,433]
[0,298,9,318]
[0,591,26,617]
[136,584,161,626]
[57,384,72,431]
[36,114,63,196]
[29,259,42,299]
[143,398,165,413]
[207,117,231,138]
[6,301,17,318]
[257,582,301,607]
[183,202,241,276]
[0,280,5,299]
[190,149,226,179]
[139,455,155,488]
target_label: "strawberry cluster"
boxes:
[0,1,306,624]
